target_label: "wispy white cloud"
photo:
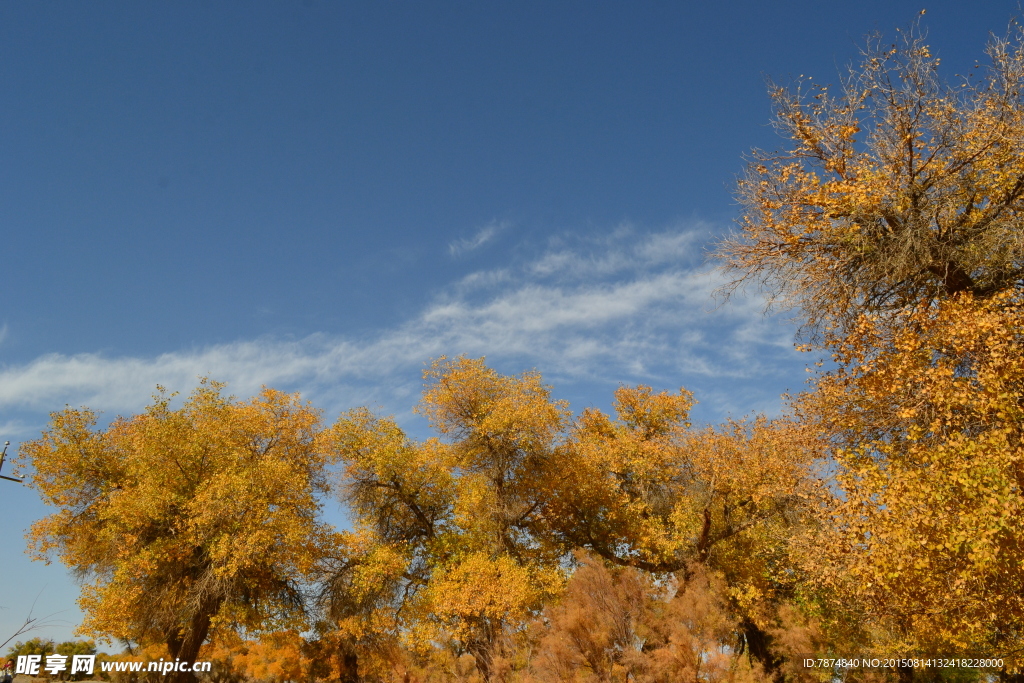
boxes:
[0,223,805,432]
[527,221,710,279]
[448,220,507,257]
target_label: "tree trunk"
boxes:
[467,638,497,682]
[166,596,223,683]
[739,618,782,682]
[338,647,358,683]
[895,662,915,683]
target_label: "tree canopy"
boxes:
[314,358,820,680]
[21,382,337,682]
[721,21,1024,663]
[721,23,1024,337]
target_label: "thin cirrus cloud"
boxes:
[448,220,507,257]
[0,223,804,436]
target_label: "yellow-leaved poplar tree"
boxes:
[318,359,821,679]
[20,381,337,683]
[541,386,820,676]
[720,21,1024,662]
[320,357,570,681]
[800,292,1024,657]
[721,23,1024,337]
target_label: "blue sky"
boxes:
[0,0,1015,648]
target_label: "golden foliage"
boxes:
[318,359,824,680]
[200,631,311,683]
[542,384,821,662]
[19,381,337,672]
[718,19,1024,665]
[721,23,1024,337]
[803,292,1024,657]
[320,357,570,680]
